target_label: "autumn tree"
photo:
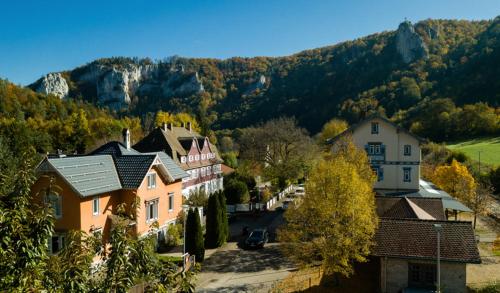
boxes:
[432,159,476,210]
[239,117,317,188]
[155,111,200,132]
[278,137,377,276]
[318,118,348,145]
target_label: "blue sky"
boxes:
[1,0,498,85]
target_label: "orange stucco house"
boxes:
[32,129,188,254]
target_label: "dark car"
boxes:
[244,228,269,249]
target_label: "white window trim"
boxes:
[168,192,174,212]
[195,154,200,161]
[188,155,193,162]
[181,156,187,163]
[147,173,157,189]
[146,199,159,223]
[92,197,99,216]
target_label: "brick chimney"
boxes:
[122,128,130,150]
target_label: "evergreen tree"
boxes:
[185,208,204,262]
[204,193,222,248]
[217,191,230,242]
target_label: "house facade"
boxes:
[346,116,422,190]
[134,122,224,197]
[32,130,188,254]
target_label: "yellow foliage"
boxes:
[154,111,200,132]
[319,118,348,144]
[432,159,476,207]
[278,138,377,276]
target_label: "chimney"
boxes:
[122,128,131,150]
[168,123,173,131]
[181,122,186,128]
[162,122,167,131]
[186,121,192,132]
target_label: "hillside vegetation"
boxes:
[448,137,500,166]
[33,17,500,142]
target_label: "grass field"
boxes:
[447,137,500,166]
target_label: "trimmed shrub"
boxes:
[185,208,204,262]
[217,191,230,242]
[205,193,223,248]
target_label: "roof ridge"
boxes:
[380,218,474,224]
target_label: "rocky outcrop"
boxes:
[162,71,204,97]
[35,73,69,99]
[244,75,267,95]
[396,21,429,63]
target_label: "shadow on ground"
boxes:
[201,245,293,274]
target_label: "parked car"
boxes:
[245,228,269,249]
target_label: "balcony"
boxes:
[365,144,385,164]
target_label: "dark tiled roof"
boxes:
[373,219,481,263]
[376,196,446,220]
[89,141,141,156]
[114,155,156,189]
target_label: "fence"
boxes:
[226,185,296,213]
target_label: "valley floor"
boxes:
[447,137,500,166]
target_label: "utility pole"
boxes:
[434,224,442,293]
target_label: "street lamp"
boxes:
[433,224,442,293]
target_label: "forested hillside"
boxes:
[0,79,142,154]
[30,17,500,141]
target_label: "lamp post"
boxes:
[434,224,442,293]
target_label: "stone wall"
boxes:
[380,257,466,293]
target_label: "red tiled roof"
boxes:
[221,164,235,175]
[373,219,481,263]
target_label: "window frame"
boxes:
[403,167,412,182]
[404,145,412,156]
[168,192,174,212]
[195,154,200,161]
[181,156,187,163]
[92,196,99,216]
[371,122,379,134]
[46,193,62,219]
[147,173,157,189]
[201,154,206,160]
[49,234,65,255]
[145,199,159,223]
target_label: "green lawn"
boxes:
[447,137,500,166]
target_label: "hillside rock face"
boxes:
[33,62,205,109]
[396,21,429,63]
[36,73,69,99]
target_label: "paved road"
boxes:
[196,201,295,292]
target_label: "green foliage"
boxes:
[204,193,224,248]
[221,151,238,168]
[185,208,205,262]
[217,191,230,242]
[446,150,470,164]
[224,179,250,204]
[0,140,54,291]
[165,223,183,247]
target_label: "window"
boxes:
[201,167,206,177]
[403,167,412,182]
[92,197,99,216]
[367,143,382,155]
[207,166,211,175]
[195,154,200,161]
[188,155,193,162]
[201,154,206,160]
[404,145,412,156]
[46,194,62,219]
[408,263,436,289]
[147,173,156,189]
[92,228,103,253]
[49,234,65,254]
[146,199,159,222]
[372,166,384,182]
[181,156,187,163]
[168,192,174,211]
[371,122,379,134]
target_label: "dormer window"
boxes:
[371,122,379,134]
[188,155,193,162]
[181,156,187,163]
[195,155,200,161]
[201,154,206,160]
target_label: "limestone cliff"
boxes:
[396,21,429,63]
[35,73,69,99]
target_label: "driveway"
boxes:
[196,201,295,292]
